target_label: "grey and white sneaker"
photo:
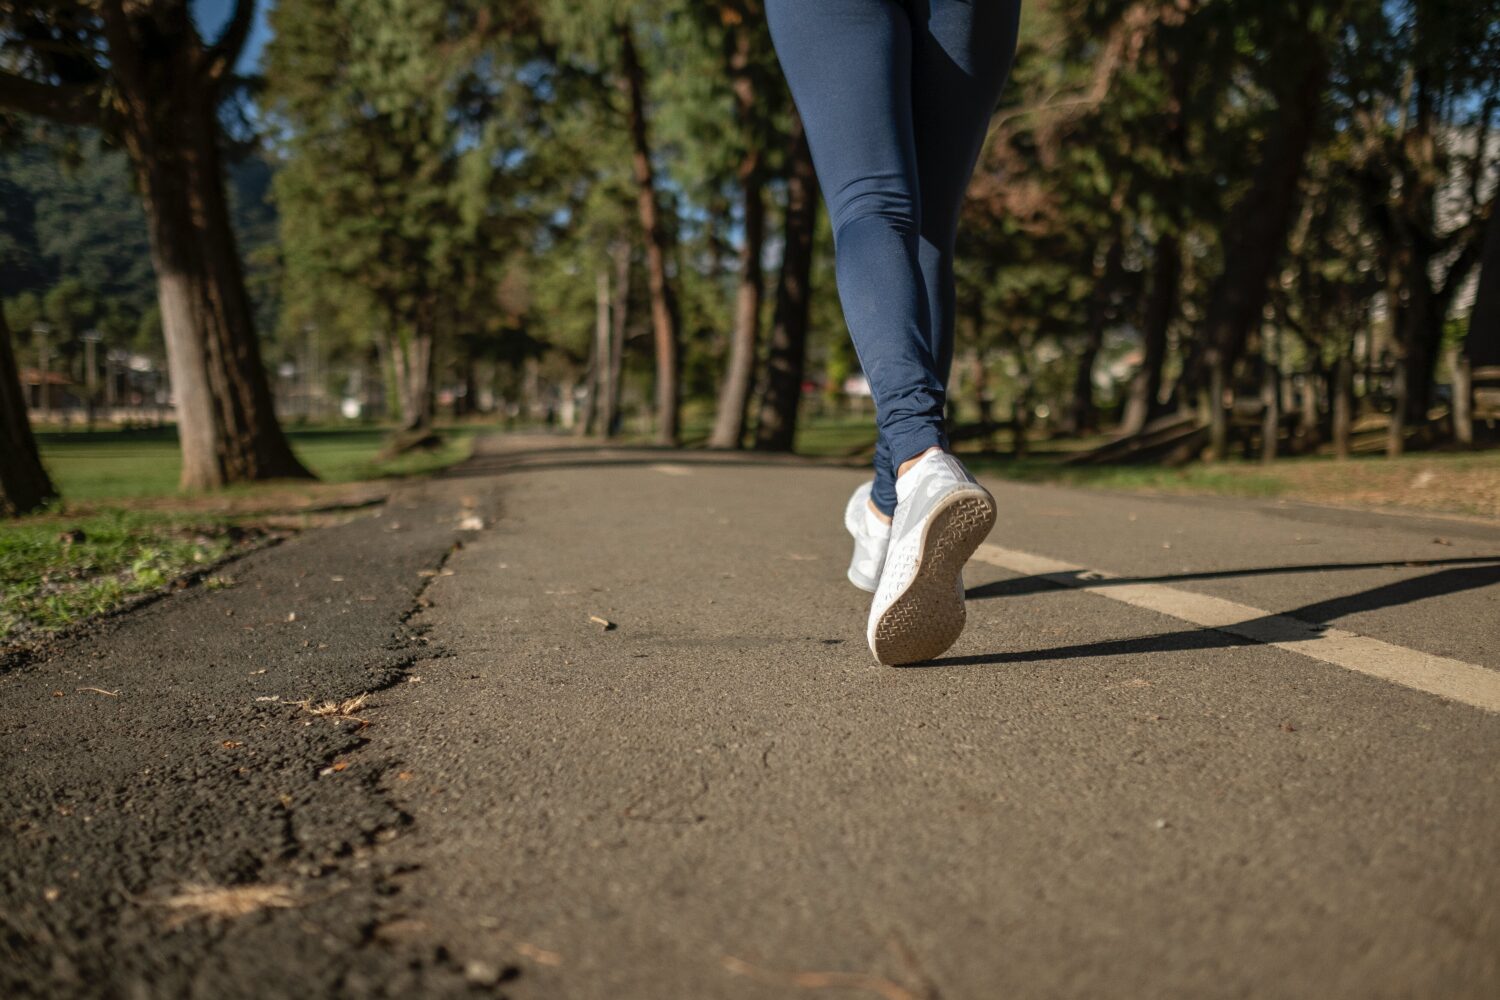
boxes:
[866,450,996,665]
[843,480,890,593]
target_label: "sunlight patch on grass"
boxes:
[35,424,480,502]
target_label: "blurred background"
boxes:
[1,0,1498,501]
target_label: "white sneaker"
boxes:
[866,451,996,665]
[843,481,890,593]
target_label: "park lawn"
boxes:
[0,510,257,643]
[35,424,479,501]
[2,425,480,649]
[969,449,1500,520]
[786,415,1500,520]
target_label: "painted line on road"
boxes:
[972,544,1500,714]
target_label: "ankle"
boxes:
[896,446,944,481]
[866,498,893,527]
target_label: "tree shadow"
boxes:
[925,560,1500,668]
[439,441,868,480]
[964,555,1500,601]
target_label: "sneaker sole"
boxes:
[869,489,996,666]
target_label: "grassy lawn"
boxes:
[785,415,1500,519]
[0,511,252,643]
[35,424,479,501]
[2,424,481,649]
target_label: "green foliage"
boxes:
[0,137,154,308]
[0,131,283,360]
[266,0,550,386]
[0,511,244,641]
[34,424,478,500]
[7,0,1496,452]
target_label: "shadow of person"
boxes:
[923,561,1500,669]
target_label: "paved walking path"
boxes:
[4,434,1499,998]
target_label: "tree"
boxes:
[1196,1,1345,456]
[268,0,546,438]
[540,1,687,445]
[1356,1,1500,422]
[0,1,311,489]
[0,306,56,515]
[617,23,683,445]
[1469,206,1500,368]
[754,113,818,451]
[706,1,774,450]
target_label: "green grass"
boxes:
[34,424,479,501]
[793,415,879,458]
[3,423,481,646]
[0,510,248,642]
[966,455,1291,498]
[783,415,1498,513]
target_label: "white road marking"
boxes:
[649,464,693,477]
[971,543,1500,714]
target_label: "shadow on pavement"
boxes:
[930,560,1500,668]
[439,442,869,480]
[964,555,1500,601]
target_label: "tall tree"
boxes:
[1358,1,1500,421]
[540,1,687,445]
[1199,0,1344,457]
[268,0,542,438]
[1469,206,1500,368]
[707,2,772,450]
[754,113,818,451]
[0,0,311,489]
[617,23,683,445]
[1120,233,1179,435]
[0,307,55,515]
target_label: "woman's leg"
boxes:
[910,0,1023,388]
[765,0,944,516]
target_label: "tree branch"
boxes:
[0,70,101,126]
[202,0,257,86]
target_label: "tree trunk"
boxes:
[1068,335,1102,437]
[1388,357,1407,456]
[110,5,310,490]
[581,265,610,436]
[1451,348,1472,447]
[1333,355,1353,459]
[1465,201,1500,367]
[1121,235,1179,436]
[604,239,630,438]
[388,329,435,434]
[708,22,767,450]
[1068,236,1123,436]
[754,113,818,452]
[0,310,57,516]
[1199,23,1332,401]
[1260,360,1280,462]
[1299,372,1321,451]
[618,23,681,447]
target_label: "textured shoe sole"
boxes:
[869,490,996,666]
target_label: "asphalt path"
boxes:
[4,434,1498,999]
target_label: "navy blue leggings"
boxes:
[766,0,1021,514]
